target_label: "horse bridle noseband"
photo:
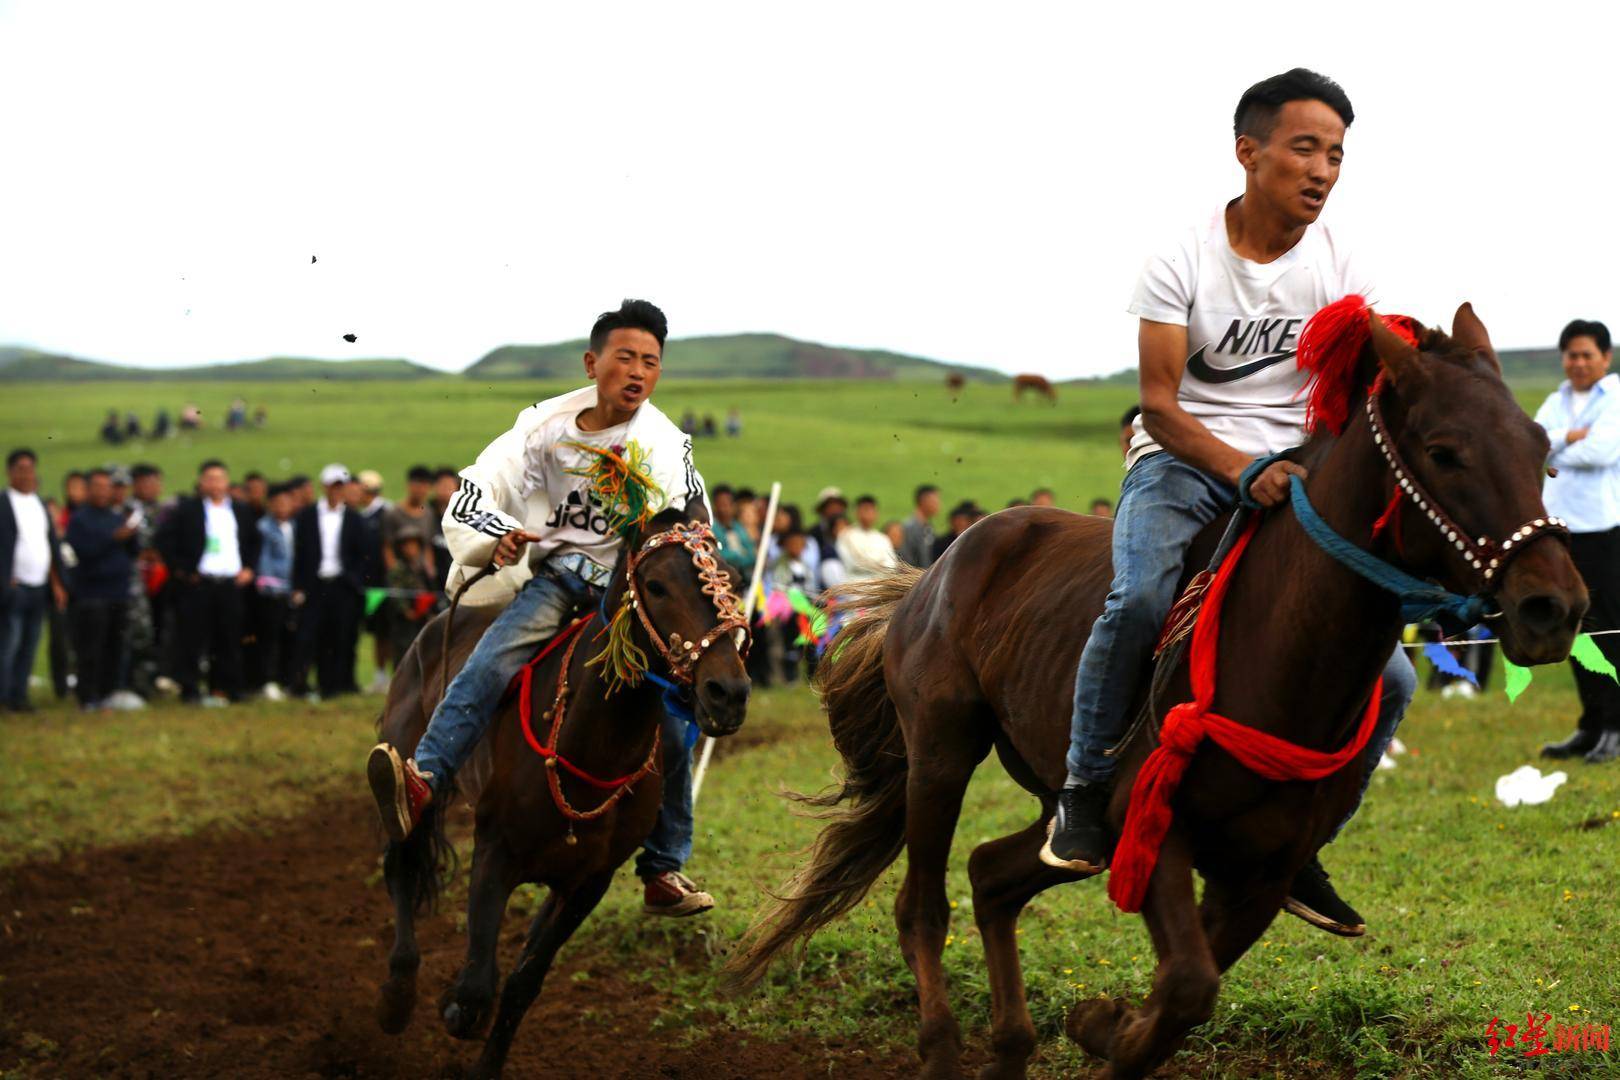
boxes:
[1365,380,1569,593]
[621,520,752,684]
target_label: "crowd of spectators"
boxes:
[0,448,458,712]
[1,436,1111,712]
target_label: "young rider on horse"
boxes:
[1043,69,1418,937]
[368,299,718,917]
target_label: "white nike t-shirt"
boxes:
[1124,203,1374,471]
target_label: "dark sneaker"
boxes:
[1285,855,1365,937]
[642,871,715,917]
[1541,729,1599,759]
[1584,730,1620,765]
[367,743,434,843]
[1039,781,1111,873]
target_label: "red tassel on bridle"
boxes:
[1296,294,1420,435]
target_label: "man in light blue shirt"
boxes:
[1535,319,1620,764]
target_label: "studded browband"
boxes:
[1365,384,1568,589]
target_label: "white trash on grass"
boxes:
[1494,764,1568,808]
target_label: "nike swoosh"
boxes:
[1185,345,1298,384]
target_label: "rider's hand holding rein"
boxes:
[493,529,542,568]
[1246,460,1308,508]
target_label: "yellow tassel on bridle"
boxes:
[588,590,648,695]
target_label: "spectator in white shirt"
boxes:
[836,495,899,581]
[1535,319,1620,765]
[1,448,65,711]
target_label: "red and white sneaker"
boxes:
[367,743,434,843]
[641,871,715,917]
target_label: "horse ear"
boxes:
[683,494,711,525]
[1367,308,1424,388]
[1451,302,1502,375]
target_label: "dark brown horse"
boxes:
[731,306,1587,1079]
[376,508,750,1079]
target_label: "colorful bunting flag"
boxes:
[1422,642,1479,687]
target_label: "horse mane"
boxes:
[1296,294,1424,436]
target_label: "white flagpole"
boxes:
[691,480,781,804]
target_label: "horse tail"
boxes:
[726,565,923,989]
[384,794,455,917]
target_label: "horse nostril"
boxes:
[702,678,749,710]
[1516,593,1568,634]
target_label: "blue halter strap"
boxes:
[598,588,698,744]
[1238,450,1491,630]
[1284,474,1492,632]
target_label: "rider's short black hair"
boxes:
[589,299,668,354]
[1559,319,1612,354]
[1234,68,1354,142]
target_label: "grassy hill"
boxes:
[0,349,440,382]
[467,333,1007,382]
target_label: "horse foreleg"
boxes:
[441,838,520,1041]
[465,872,613,1080]
[376,840,423,1034]
[1200,875,1285,972]
[895,754,978,1080]
[1077,835,1219,1080]
[968,815,1085,1080]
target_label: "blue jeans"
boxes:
[1065,452,1416,840]
[413,560,698,876]
[0,584,48,708]
[636,709,696,879]
[415,564,596,784]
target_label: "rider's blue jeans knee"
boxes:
[636,710,696,878]
[413,564,593,788]
[1066,453,1235,784]
[1329,644,1416,841]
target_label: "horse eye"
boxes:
[1426,445,1462,468]
[645,579,669,599]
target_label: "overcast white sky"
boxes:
[0,1,1614,378]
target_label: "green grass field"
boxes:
[3,375,1612,1078]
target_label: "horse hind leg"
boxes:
[1072,835,1219,1080]
[465,872,613,1080]
[968,814,1088,1080]
[441,837,520,1041]
[894,704,988,1080]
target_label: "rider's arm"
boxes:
[442,428,529,570]
[1137,319,1255,487]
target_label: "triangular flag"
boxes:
[1423,642,1479,687]
[1570,633,1619,682]
[364,587,387,618]
[1502,658,1532,703]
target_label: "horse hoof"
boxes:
[375,976,416,1035]
[1065,996,1127,1059]
[441,998,491,1041]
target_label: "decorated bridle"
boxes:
[605,520,752,688]
[1364,376,1569,592]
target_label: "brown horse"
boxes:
[376,508,750,1080]
[1012,373,1057,402]
[731,306,1587,1079]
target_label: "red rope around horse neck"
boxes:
[1107,517,1384,913]
[516,614,657,791]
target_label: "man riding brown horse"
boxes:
[367,298,724,916]
[1043,68,1413,937]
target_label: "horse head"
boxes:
[613,498,752,737]
[1363,304,1587,665]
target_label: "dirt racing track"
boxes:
[0,796,909,1079]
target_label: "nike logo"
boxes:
[1185,344,1297,384]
